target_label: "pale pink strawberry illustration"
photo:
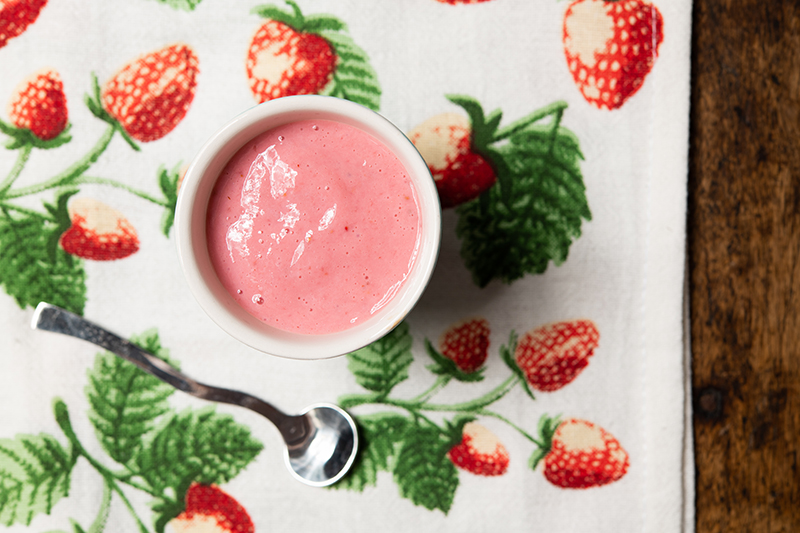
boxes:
[59,198,139,261]
[563,0,664,110]
[247,1,381,109]
[169,483,255,533]
[0,0,47,49]
[540,418,629,488]
[101,43,199,142]
[439,318,491,373]
[514,319,599,391]
[448,421,509,476]
[408,113,496,208]
[6,68,67,140]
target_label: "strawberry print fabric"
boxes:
[0,1,692,532]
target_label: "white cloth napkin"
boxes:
[0,0,692,531]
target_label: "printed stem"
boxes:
[74,176,170,206]
[377,374,519,414]
[114,472,159,495]
[414,374,519,413]
[0,144,32,198]
[4,125,116,200]
[343,374,520,416]
[410,375,451,404]
[53,400,152,533]
[547,108,565,151]
[492,100,569,143]
[86,477,113,533]
[409,410,450,438]
[0,202,51,220]
[475,408,543,447]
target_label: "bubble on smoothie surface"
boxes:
[226,145,297,261]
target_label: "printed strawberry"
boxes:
[169,483,255,533]
[246,18,335,101]
[6,68,67,141]
[438,317,490,373]
[414,96,590,288]
[101,43,199,142]
[248,1,381,109]
[435,0,494,3]
[514,319,599,392]
[447,421,509,476]
[59,198,139,261]
[563,0,664,110]
[532,417,629,489]
[0,0,47,49]
[408,113,496,209]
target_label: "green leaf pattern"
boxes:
[0,434,74,526]
[0,208,86,314]
[346,322,413,395]
[85,330,176,465]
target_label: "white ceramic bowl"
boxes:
[175,96,441,360]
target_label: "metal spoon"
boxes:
[31,302,358,487]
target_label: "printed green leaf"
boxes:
[147,0,204,11]
[0,433,75,526]
[85,329,176,466]
[0,120,72,151]
[0,207,86,314]
[332,412,410,492]
[320,30,381,111]
[424,339,485,383]
[528,413,561,471]
[393,424,458,514]
[346,322,413,395]
[498,330,535,400]
[157,164,181,237]
[456,120,590,287]
[134,407,263,499]
[251,0,303,28]
[84,74,140,152]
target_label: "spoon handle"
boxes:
[31,302,309,446]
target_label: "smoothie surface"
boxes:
[206,119,421,334]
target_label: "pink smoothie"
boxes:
[206,119,421,335]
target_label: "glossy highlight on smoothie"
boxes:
[206,119,421,335]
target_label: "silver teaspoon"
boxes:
[31,302,358,487]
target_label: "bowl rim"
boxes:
[175,96,441,360]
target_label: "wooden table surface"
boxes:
[689,0,800,531]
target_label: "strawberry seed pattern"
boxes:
[246,20,336,102]
[7,68,67,141]
[102,43,199,142]
[563,0,664,110]
[0,0,48,49]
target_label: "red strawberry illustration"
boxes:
[435,0,494,3]
[514,319,599,392]
[59,198,139,261]
[439,317,490,373]
[543,418,629,488]
[6,68,67,141]
[448,422,509,476]
[408,113,496,208]
[0,0,47,49]
[101,43,199,142]
[563,0,664,110]
[246,2,336,103]
[169,483,254,533]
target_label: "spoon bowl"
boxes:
[31,302,358,487]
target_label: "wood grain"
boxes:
[689,0,800,531]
